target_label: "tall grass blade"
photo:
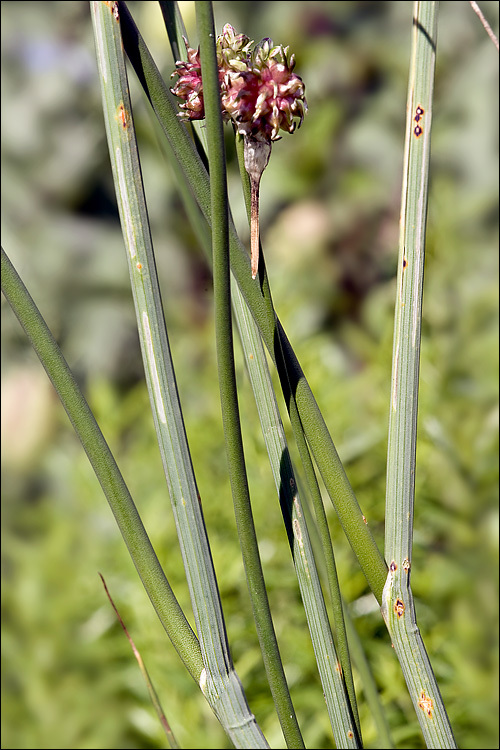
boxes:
[99,574,180,749]
[233,128,361,745]
[232,278,361,748]
[343,608,394,749]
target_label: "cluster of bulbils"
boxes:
[171,24,308,279]
[171,23,307,142]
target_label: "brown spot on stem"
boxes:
[390,561,397,572]
[347,730,354,740]
[394,598,405,618]
[402,558,411,572]
[413,105,425,138]
[418,690,433,718]
[104,1,119,21]
[116,103,130,130]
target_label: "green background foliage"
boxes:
[1,2,498,748]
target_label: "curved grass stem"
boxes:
[1,245,203,681]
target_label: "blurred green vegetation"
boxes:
[1,1,498,748]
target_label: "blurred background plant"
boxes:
[1,1,498,748]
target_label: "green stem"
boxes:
[235,132,361,744]
[195,4,303,747]
[232,277,361,748]
[1,245,203,681]
[343,608,394,749]
[383,3,456,747]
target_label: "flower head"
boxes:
[171,24,307,279]
[171,24,307,142]
[223,38,307,141]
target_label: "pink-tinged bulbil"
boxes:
[170,42,205,120]
[226,37,307,142]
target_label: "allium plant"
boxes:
[171,24,308,278]
[10,1,495,746]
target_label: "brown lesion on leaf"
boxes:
[390,561,397,572]
[402,558,411,572]
[413,104,425,138]
[106,1,120,21]
[394,598,405,618]
[116,102,130,130]
[413,105,425,138]
[418,690,433,718]
[347,730,354,740]
[104,1,119,21]
[414,105,425,121]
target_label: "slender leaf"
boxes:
[99,574,180,749]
